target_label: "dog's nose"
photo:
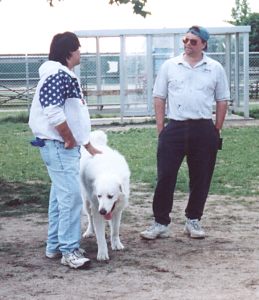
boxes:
[99,208,107,215]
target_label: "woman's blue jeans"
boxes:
[39,140,82,255]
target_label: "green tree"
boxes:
[229,0,259,51]
[47,0,150,17]
[231,0,251,25]
[244,13,259,52]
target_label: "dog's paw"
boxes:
[82,229,95,238]
[111,238,124,251]
[97,250,109,261]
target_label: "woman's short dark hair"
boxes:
[48,31,81,66]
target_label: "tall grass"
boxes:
[1,112,259,215]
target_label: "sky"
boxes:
[0,0,258,54]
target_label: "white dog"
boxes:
[80,130,130,261]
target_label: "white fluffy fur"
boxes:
[80,130,130,261]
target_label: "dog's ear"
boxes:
[119,183,126,196]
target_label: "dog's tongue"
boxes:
[104,212,112,220]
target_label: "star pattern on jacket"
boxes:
[39,69,82,108]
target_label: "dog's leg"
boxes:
[110,210,124,250]
[92,211,109,261]
[82,200,95,238]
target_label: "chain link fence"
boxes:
[1,52,258,111]
[0,54,46,109]
[249,52,259,101]
[0,30,257,118]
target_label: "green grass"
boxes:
[107,126,259,197]
[1,112,259,216]
[212,127,259,195]
[236,102,259,119]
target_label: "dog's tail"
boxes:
[90,130,108,146]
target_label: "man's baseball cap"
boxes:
[187,26,210,42]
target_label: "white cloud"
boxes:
[0,0,258,54]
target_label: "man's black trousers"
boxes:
[153,119,219,225]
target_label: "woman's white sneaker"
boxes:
[184,219,205,239]
[140,222,169,240]
[46,248,85,259]
[61,249,91,269]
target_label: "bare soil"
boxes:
[1,182,259,300]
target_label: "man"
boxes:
[29,32,100,269]
[140,26,230,240]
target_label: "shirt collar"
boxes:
[177,52,208,67]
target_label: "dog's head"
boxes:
[93,174,125,220]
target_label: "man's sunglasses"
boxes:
[182,38,199,46]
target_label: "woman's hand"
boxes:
[84,142,102,156]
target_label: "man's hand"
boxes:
[154,97,166,134]
[215,100,228,131]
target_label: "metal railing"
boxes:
[0,26,255,119]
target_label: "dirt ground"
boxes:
[1,118,259,300]
[1,181,259,300]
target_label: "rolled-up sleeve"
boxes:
[215,64,231,101]
[43,105,66,127]
[152,61,169,100]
